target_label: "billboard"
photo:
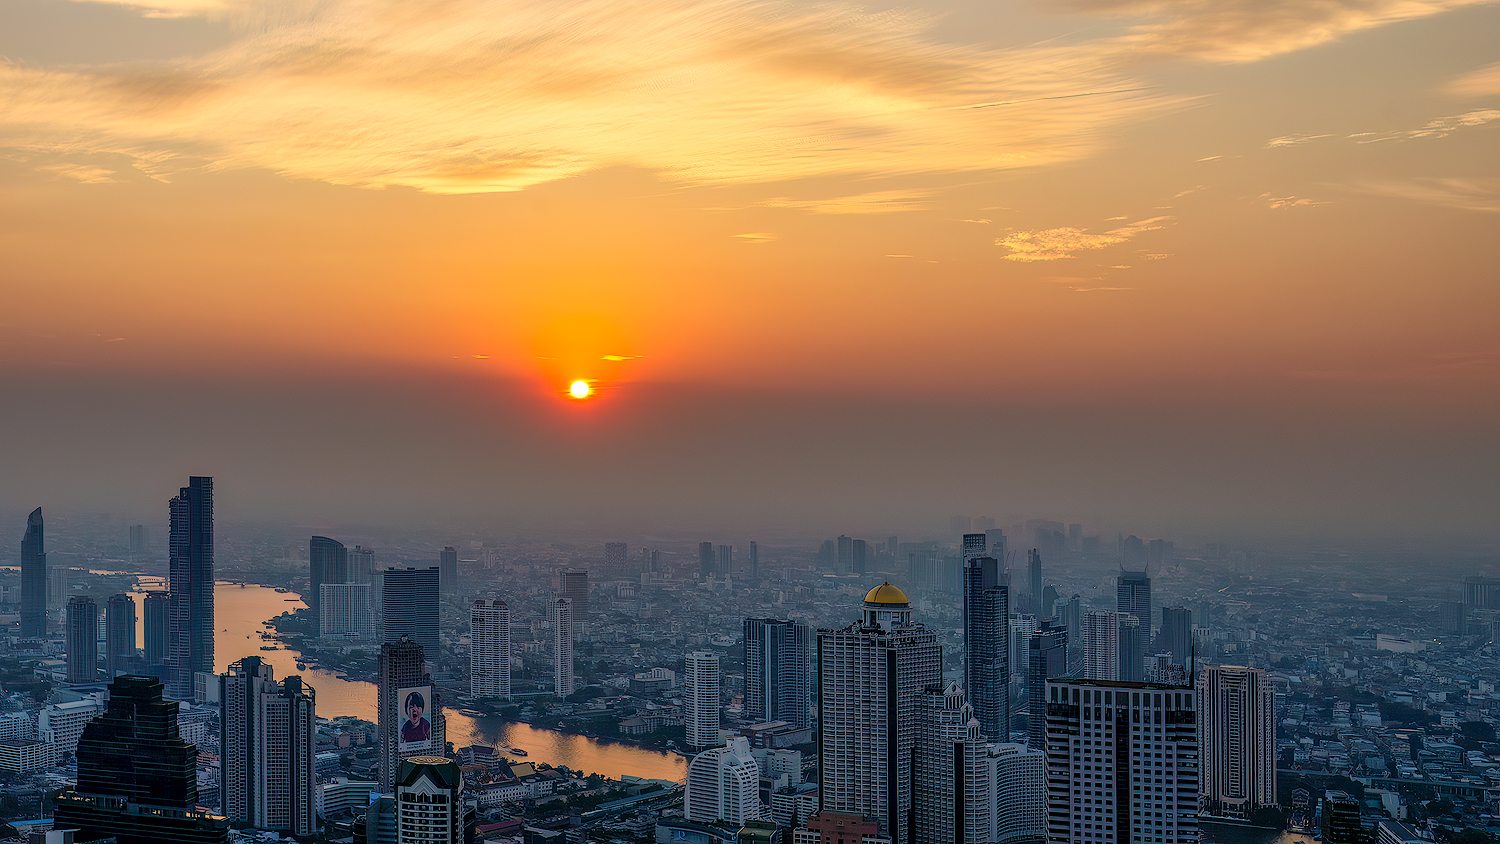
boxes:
[397,685,435,753]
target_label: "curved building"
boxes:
[308,536,348,637]
[685,736,763,825]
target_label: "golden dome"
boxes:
[863,582,909,605]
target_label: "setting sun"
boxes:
[570,380,591,399]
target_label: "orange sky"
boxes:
[2,0,1498,540]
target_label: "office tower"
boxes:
[559,569,589,640]
[1043,679,1200,844]
[1322,791,1361,844]
[553,598,575,697]
[1040,585,1059,621]
[744,618,811,729]
[964,554,1009,740]
[52,675,230,844]
[1027,622,1067,748]
[685,736,763,825]
[717,544,736,575]
[438,545,458,595]
[105,593,137,678]
[1119,615,1145,682]
[1027,549,1042,615]
[836,535,854,572]
[348,545,377,583]
[748,541,759,577]
[913,682,991,844]
[67,596,99,684]
[321,582,375,640]
[169,476,215,699]
[1116,569,1151,637]
[1197,664,1275,818]
[817,583,942,844]
[992,742,1047,844]
[685,650,721,749]
[381,567,440,654]
[20,507,46,638]
[308,536,348,637]
[605,542,627,570]
[378,635,446,793]
[220,657,317,835]
[470,600,511,699]
[962,532,988,560]
[700,542,717,577]
[849,539,867,575]
[1083,611,1125,681]
[1437,601,1466,636]
[129,523,149,552]
[396,756,466,842]
[144,590,171,668]
[1011,615,1039,685]
[1462,575,1500,609]
[1159,607,1192,667]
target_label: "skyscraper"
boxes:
[320,582,374,640]
[553,598,575,697]
[1044,679,1199,844]
[1027,549,1042,616]
[1116,569,1151,637]
[220,657,317,835]
[51,675,230,844]
[1159,606,1193,668]
[67,596,99,684]
[817,583,942,844]
[470,600,510,699]
[143,590,171,669]
[1119,615,1145,683]
[395,756,467,843]
[1197,664,1275,819]
[963,553,1009,740]
[559,569,589,640]
[1083,611,1125,681]
[381,567,440,655]
[378,635,446,792]
[20,507,46,638]
[1027,622,1067,749]
[743,617,811,729]
[684,736,763,825]
[169,476,215,699]
[106,593,137,679]
[913,682,991,844]
[308,536,348,637]
[685,650,721,749]
[439,545,459,595]
[700,541,717,578]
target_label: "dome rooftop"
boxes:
[863,582,909,605]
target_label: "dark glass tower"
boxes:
[380,567,440,654]
[962,553,1009,740]
[743,617,811,729]
[1159,606,1193,668]
[106,593,138,678]
[378,636,445,792]
[67,596,99,684]
[439,545,458,595]
[1116,568,1152,635]
[144,591,171,669]
[169,476,214,698]
[308,536,348,637]
[52,675,229,844]
[1027,622,1067,748]
[20,507,46,638]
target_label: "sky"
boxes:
[2,0,1498,543]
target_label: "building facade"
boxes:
[378,635,446,793]
[554,598,575,697]
[744,618,811,730]
[66,596,99,684]
[169,476,215,699]
[963,552,1009,741]
[308,536,348,637]
[220,657,318,836]
[381,567,441,655]
[684,736,763,825]
[685,650,721,749]
[106,593,137,678]
[1197,664,1275,818]
[470,600,511,699]
[20,507,46,638]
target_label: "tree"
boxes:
[1458,721,1497,743]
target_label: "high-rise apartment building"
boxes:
[1027,622,1068,748]
[559,569,589,640]
[1043,679,1200,844]
[129,524,149,553]
[718,544,737,576]
[52,675,230,844]
[67,596,98,684]
[20,507,46,638]
[1116,569,1152,637]
[220,657,317,835]
[685,736,763,825]
[1158,607,1192,668]
[1084,611,1126,681]
[964,552,1009,740]
[992,742,1047,844]
[817,583,941,844]
[1462,575,1500,609]
[553,598,575,697]
[700,542,717,577]
[685,650,721,749]
[378,635,446,793]
[308,536,348,637]
[913,682,991,844]
[396,756,466,843]
[320,582,375,640]
[1119,616,1145,683]
[169,476,215,699]
[143,590,171,669]
[470,600,511,699]
[744,618,811,729]
[439,546,459,595]
[1197,664,1275,818]
[381,567,440,655]
[105,593,137,678]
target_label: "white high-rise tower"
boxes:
[553,598,574,697]
[685,736,763,825]
[685,650,721,749]
[1197,664,1275,818]
[470,600,510,699]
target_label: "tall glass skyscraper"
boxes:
[963,549,1009,741]
[1116,569,1152,635]
[106,593,137,679]
[381,566,440,654]
[67,595,99,684]
[470,600,511,699]
[144,590,171,669]
[308,536,347,637]
[743,617,811,729]
[20,507,46,638]
[220,657,318,835]
[169,476,215,699]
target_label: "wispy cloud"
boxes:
[1261,193,1328,209]
[601,354,643,361]
[1069,0,1494,63]
[732,232,777,242]
[1265,134,1332,148]
[996,216,1172,261]
[1446,61,1500,98]
[1350,177,1500,212]
[0,0,1178,194]
[756,190,933,214]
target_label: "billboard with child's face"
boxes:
[397,685,434,753]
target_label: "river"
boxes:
[127,578,686,782]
